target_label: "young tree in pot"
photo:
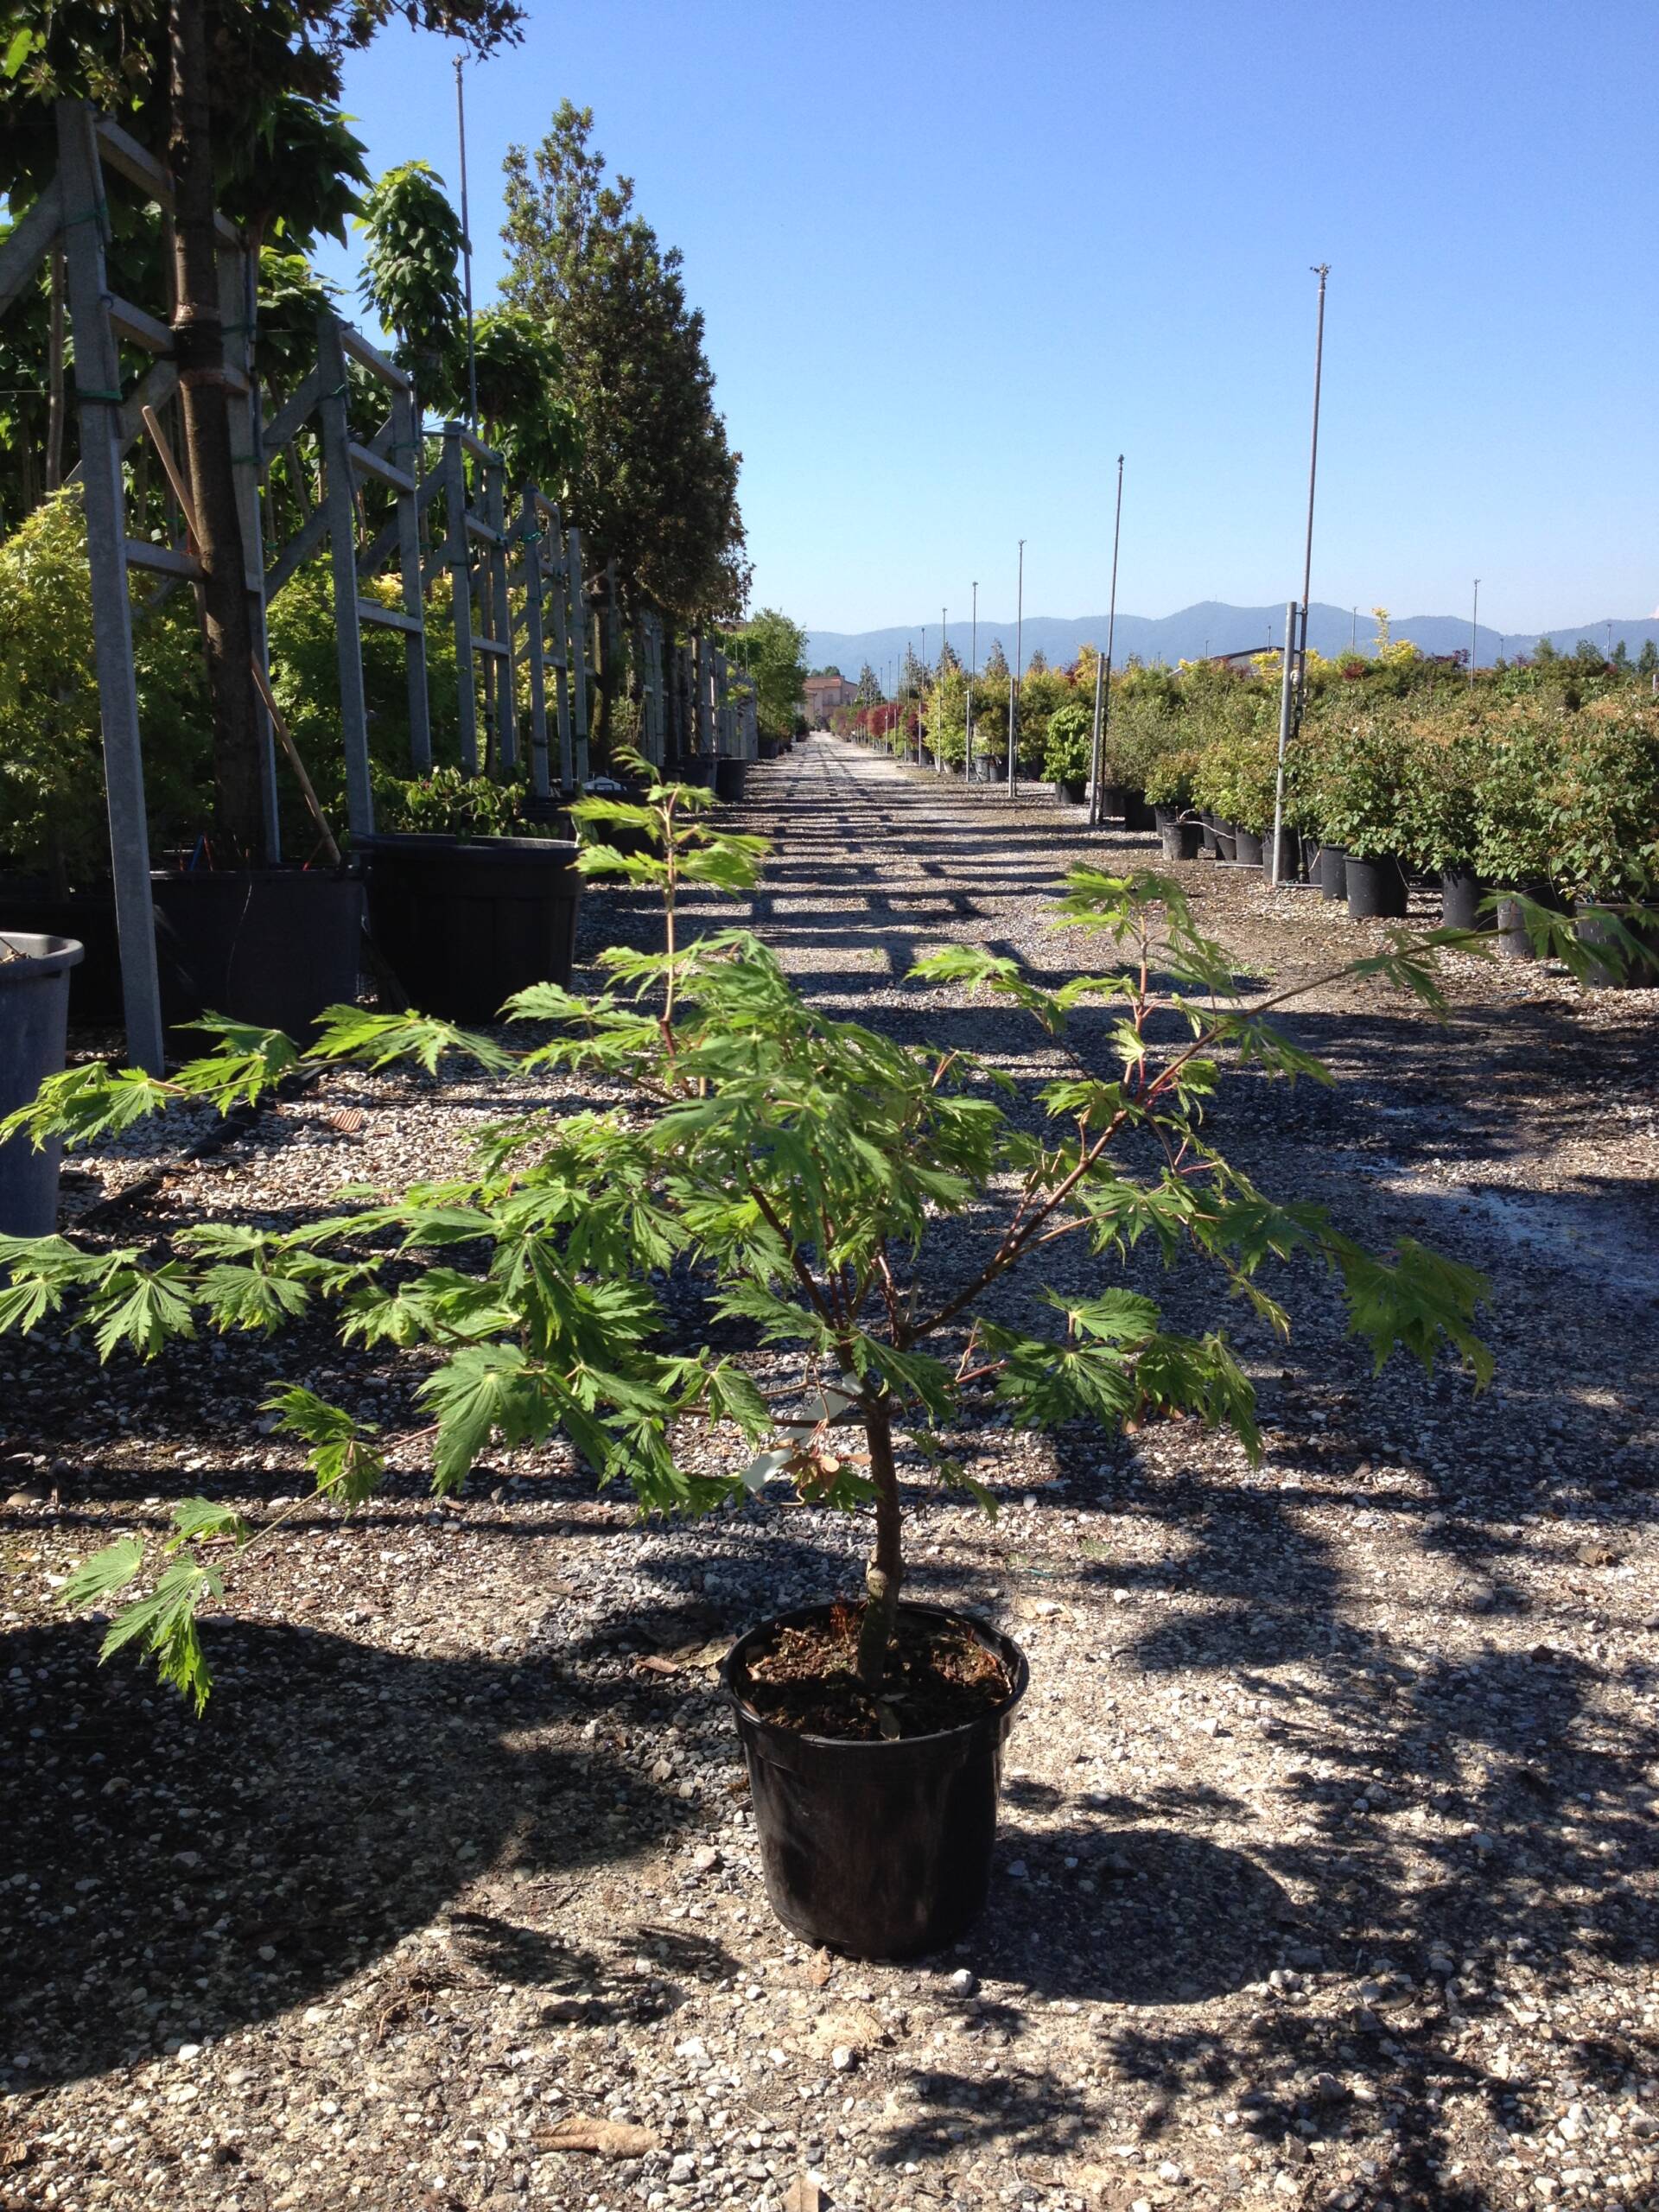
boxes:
[1396,709,1486,929]
[6,775,1492,1953]
[1042,697,1093,803]
[1548,697,1659,984]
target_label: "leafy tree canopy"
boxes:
[728,609,808,742]
[500,99,747,625]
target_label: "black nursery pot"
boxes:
[359,833,582,1022]
[1198,813,1219,857]
[723,1604,1029,1960]
[1160,818,1204,862]
[150,867,363,1039]
[1344,852,1409,920]
[1440,866,1487,932]
[0,879,123,1026]
[1317,843,1348,901]
[1574,905,1659,988]
[1123,789,1157,833]
[1232,826,1265,868]
[715,758,750,803]
[1494,880,1566,961]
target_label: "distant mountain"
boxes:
[804,601,1659,677]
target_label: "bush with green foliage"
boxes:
[1304,712,1416,859]
[1143,746,1201,811]
[1471,704,1561,891]
[1042,698,1094,784]
[1548,698,1659,902]
[4,772,1495,1713]
[0,492,210,886]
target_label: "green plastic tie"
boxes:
[62,199,108,230]
[73,385,124,403]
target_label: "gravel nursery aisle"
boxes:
[3,737,1657,2212]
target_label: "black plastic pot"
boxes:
[715,758,750,803]
[677,756,719,790]
[1123,789,1157,833]
[1233,827,1265,868]
[0,880,123,1025]
[723,1604,1029,1960]
[1053,776,1086,805]
[359,834,581,1022]
[1495,880,1565,961]
[151,868,363,1039]
[1198,813,1219,858]
[1211,821,1238,864]
[1264,825,1305,882]
[1160,819,1204,862]
[1440,866,1486,932]
[0,931,83,1236]
[1300,834,1323,883]
[1318,843,1347,901]
[1344,852,1410,921]
[1573,906,1659,988]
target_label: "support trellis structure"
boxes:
[0,100,699,1069]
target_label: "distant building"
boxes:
[803,673,858,723]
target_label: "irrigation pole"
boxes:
[454,56,480,429]
[1010,539,1025,793]
[1089,454,1125,828]
[1471,579,1480,683]
[968,581,978,780]
[1269,600,1298,887]
[1295,264,1330,690]
[938,607,946,774]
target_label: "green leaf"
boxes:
[89,1265,197,1359]
[58,1536,145,1611]
[418,1344,535,1490]
[99,1559,221,1713]
[166,1498,251,1549]
[198,1264,310,1333]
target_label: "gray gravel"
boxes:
[3,735,1656,2212]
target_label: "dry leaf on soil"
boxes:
[537,2116,661,2158]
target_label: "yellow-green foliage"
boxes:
[0,492,210,884]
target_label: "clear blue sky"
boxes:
[313,0,1657,638]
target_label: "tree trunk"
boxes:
[855,1399,904,1689]
[168,0,264,861]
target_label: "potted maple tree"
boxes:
[5,771,1497,1958]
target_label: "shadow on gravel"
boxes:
[0,1618,678,2089]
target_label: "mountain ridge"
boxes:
[804,601,1659,676]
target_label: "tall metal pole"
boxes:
[454,57,480,429]
[938,606,946,774]
[968,581,977,781]
[1090,455,1125,827]
[918,625,926,764]
[1010,538,1024,793]
[1269,601,1298,888]
[1471,579,1480,683]
[1296,264,1330,686]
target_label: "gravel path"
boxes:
[3,737,1656,2212]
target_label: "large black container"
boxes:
[1574,906,1659,988]
[0,880,123,1025]
[1344,852,1410,920]
[1123,789,1157,833]
[1160,818,1204,862]
[1440,866,1486,931]
[1211,820,1238,864]
[715,758,750,804]
[151,868,363,1039]
[1233,827,1266,868]
[1495,880,1565,961]
[0,932,82,1236]
[724,1604,1029,1960]
[359,834,582,1022]
[1317,843,1347,901]
[1198,812,1219,858]
[1266,824,1305,882]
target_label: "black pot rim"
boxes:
[357,832,579,860]
[722,1600,1029,1753]
[0,931,86,982]
[151,862,355,883]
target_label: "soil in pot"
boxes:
[1344,852,1409,920]
[151,868,363,1040]
[0,931,84,1236]
[724,1602,1027,1959]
